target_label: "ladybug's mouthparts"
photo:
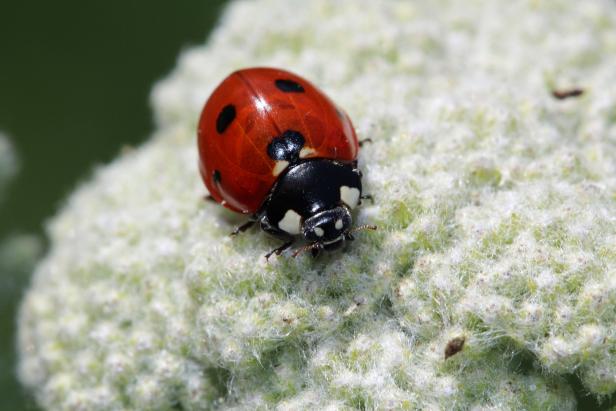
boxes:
[291,224,377,258]
[322,237,344,246]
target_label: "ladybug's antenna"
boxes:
[348,224,378,234]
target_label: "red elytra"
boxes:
[197,67,359,214]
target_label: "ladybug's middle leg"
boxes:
[351,166,373,206]
[230,219,257,236]
[359,194,374,205]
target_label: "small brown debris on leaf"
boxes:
[444,336,466,359]
[551,88,584,100]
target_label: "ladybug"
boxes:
[198,67,374,258]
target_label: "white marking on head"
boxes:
[340,186,360,209]
[314,227,325,237]
[299,147,315,158]
[273,160,289,176]
[335,219,343,230]
[278,209,302,235]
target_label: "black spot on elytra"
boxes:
[275,79,305,93]
[216,104,236,134]
[213,170,222,183]
[267,130,305,162]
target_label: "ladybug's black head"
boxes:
[302,206,352,249]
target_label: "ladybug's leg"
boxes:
[203,194,217,203]
[264,240,294,261]
[358,138,373,147]
[359,194,374,205]
[230,219,257,236]
[259,215,295,259]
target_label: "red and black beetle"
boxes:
[198,67,373,258]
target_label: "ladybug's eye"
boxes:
[216,104,236,134]
[275,79,304,93]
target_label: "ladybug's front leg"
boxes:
[260,215,295,260]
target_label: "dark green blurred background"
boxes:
[0,1,226,409]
